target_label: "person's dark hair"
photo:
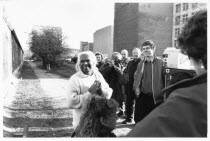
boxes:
[74,95,118,137]
[177,10,207,70]
[141,40,156,50]
[95,52,104,60]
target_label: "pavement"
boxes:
[3,60,135,137]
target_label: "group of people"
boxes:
[66,10,207,137]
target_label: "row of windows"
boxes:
[175,12,196,25]
[175,28,181,37]
[174,40,178,47]
[175,3,198,13]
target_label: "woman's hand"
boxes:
[89,80,102,95]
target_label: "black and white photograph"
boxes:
[0,0,208,138]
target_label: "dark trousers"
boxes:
[134,92,160,123]
[125,90,135,119]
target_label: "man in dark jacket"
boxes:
[133,40,165,123]
[99,52,124,116]
[121,48,141,124]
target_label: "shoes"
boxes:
[117,110,124,117]
[122,118,132,124]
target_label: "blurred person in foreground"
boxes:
[127,10,207,137]
[66,51,112,128]
[72,95,118,137]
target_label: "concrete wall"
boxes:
[0,16,24,83]
[93,25,113,57]
[137,3,173,56]
[113,3,173,57]
[113,3,139,56]
[12,31,24,72]
[0,16,12,82]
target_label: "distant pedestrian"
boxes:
[120,49,130,111]
[121,49,130,68]
[133,40,165,123]
[66,51,112,128]
[95,52,104,69]
[72,95,118,137]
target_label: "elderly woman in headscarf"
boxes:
[66,51,113,129]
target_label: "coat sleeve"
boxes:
[97,71,113,99]
[126,89,200,137]
[133,61,142,90]
[66,76,92,109]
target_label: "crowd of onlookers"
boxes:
[66,10,207,137]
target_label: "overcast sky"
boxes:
[2,0,115,50]
[2,0,208,51]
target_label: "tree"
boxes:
[29,26,67,68]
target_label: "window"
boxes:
[182,14,188,24]
[175,28,180,36]
[176,4,181,13]
[174,40,178,47]
[192,3,198,9]
[183,3,189,11]
[175,16,180,25]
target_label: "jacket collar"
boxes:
[78,69,97,78]
[162,72,207,94]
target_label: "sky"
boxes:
[2,0,116,50]
[1,0,208,51]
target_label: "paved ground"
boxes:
[3,61,135,137]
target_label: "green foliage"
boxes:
[29,26,67,68]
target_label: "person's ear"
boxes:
[100,117,106,126]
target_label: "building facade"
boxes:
[114,3,173,57]
[93,25,113,58]
[80,41,93,52]
[172,3,207,47]
[0,11,24,83]
[113,3,139,57]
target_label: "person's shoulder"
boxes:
[94,69,104,76]
[173,82,206,97]
[69,72,80,80]
[155,56,162,61]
